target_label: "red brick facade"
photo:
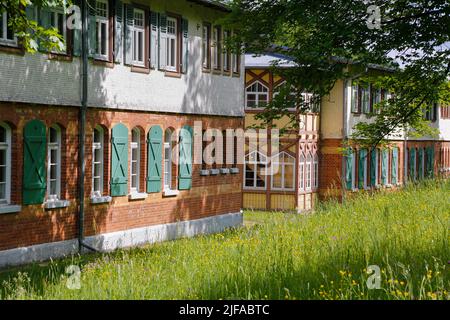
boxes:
[0,102,243,251]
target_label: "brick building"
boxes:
[0,0,244,267]
[243,53,450,211]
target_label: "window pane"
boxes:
[0,126,5,144]
[0,13,3,39]
[272,168,282,188]
[101,22,107,55]
[94,163,101,177]
[0,165,5,184]
[131,175,137,188]
[138,32,143,62]
[50,128,58,143]
[50,164,57,180]
[285,164,294,189]
[0,149,5,166]
[0,183,5,200]
[93,177,100,192]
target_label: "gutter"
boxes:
[78,0,98,253]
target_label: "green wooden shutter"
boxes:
[391,148,398,185]
[147,126,162,193]
[23,120,47,205]
[418,148,424,179]
[358,149,366,189]
[345,148,353,190]
[370,149,377,187]
[409,148,416,180]
[181,18,189,74]
[426,146,434,178]
[111,124,129,196]
[178,125,193,190]
[381,149,388,185]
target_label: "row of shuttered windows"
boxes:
[345,147,435,190]
[14,120,193,206]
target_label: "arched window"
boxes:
[92,126,104,197]
[271,152,295,191]
[245,81,268,108]
[130,128,141,193]
[299,152,305,191]
[164,128,174,191]
[47,125,61,201]
[305,152,312,190]
[244,151,267,189]
[313,153,319,189]
[0,123,11,205]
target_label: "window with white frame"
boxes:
[313,154,319,189]
[271,152,295,191]
[164,129,173,190]
[49,8,67,53]
[132,8,145,66]
[223,30,230,72]
[360,83,370,114]
[246,81,269,108]
[0,123,11,205]
[0,11,17,46]
[372,88,382,113]
[92,127,104,197]
[350,81,359,113]
[130,128,141,193]
[231,31,240,74]
[47,126,61,201]
[202,23,211,69]
[305,153,312,190]
[212,26,221,70]
[299,153,305,191]
[244,151,267,189]
[95,0,109,60]
[166,16,178,72]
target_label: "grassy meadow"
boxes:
[0,180,449,300]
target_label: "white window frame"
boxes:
[244,151,267,190]
[212,26,221,70]
[305,153,312,191]
[164,129,173,191]
[132,8,145,66]
[166,16,178,72]
[95,0,109,60]
[202,24,210,69]
[0,123,11,206]
[47,126,61,201]
[271,152,295,191]
[299,153,305,191]
[0,11,17,46]
[92,127,104,197]
[130,128,141,193]
[313,154,319,189]
[49,8,67,53]
[350,81,359,113]
[245,81,269,109]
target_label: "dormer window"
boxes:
[246,81,269,109]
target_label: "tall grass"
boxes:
[1,180,448,300]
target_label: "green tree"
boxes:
[1,0,71,52]
[225,0,450,147]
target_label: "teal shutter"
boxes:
[124,4,134,65]
[345,148,353,190]
[147,126,163,193]
[409,148,416,180]
[370,149,377,187]
[418,148,424,179]
[426,146,434,178]
[358,149,366,189]
[381,149,388,185]
[158,13,167,70]
[23,120,47,205]
[391,148,398,185]
[181,18,189,73]
[114,0,123,63]
[150,11,158,69]
[111,124,129,196]
[178,126,193,190]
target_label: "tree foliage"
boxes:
[224,0,450,147]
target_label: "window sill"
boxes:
[48,53,72,62]
[202,67,211,73]
[93,59,114,68]
[129,192,148,200]
[230,167,240,174]
[163,189,179,197]
[232,72,240,78]
[212,69,222,75]
[44,200,70,210]
[0,44,24,55]
[131,65,150,74]
[210,169,220,176]
[90,195,112,204]
[165,71,182,78]
[0,205,21,214]
[200,169,210,176]
[220,168,230,175]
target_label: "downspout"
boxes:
[78,0,98,253]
